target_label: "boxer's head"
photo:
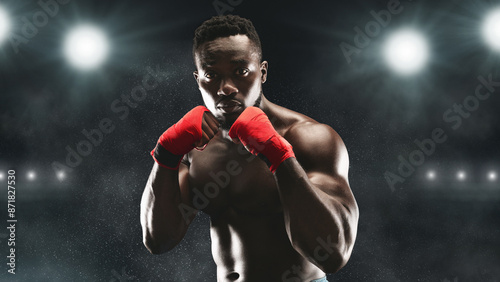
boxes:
[193,15,268,130]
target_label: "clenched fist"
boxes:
[151,106,219,169]
[228,107,295,173]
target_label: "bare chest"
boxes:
[187,139,282,216]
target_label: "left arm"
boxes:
[275,122,359,273]
[228,108,359,273]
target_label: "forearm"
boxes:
[141,106,217,254]
[274,158,357,273]
[140,163,188,254]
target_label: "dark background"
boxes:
[0,0,499,281]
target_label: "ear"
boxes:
[193,70,200,84]
[260,61,268,84]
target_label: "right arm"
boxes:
[140,107,219,254]
[140,160,195,254]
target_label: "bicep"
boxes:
[288,123,355,209]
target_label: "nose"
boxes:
[217,78,238,96]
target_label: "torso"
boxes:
[185,104,325,281]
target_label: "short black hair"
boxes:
[193,15,262,61]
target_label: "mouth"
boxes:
[216,100,243,114]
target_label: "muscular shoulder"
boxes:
[267,103,345,157]
[282,117,349,178]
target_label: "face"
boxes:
[193,34,268,130]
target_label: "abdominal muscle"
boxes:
[209,207,325,282]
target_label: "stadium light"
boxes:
[457,170,466,181]
[488,171,497,182]
[64,24,109,70]
[384,29,429,75]
[27,171,36,181]
[482,8,500,51]
[0,5,10,45]
[57,171,66,181]
[426,170,436,181]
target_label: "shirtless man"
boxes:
[140,15,359,282]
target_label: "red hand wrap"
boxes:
[228,107,295,173]
[151,106,209,169]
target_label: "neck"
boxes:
[259,94,272,116]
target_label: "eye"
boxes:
[204,71,217,79]
[236,68,249,76]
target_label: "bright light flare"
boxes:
[0,5,10,45]
[57,171,66,181]
[64,25,109,70]
[457,171,466,181]
[482,8,500,51]
[488,171,497,181]
[27,171,36,181]
[384,29,429,75]
[427,170,436,181]
[0,172,4,180]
